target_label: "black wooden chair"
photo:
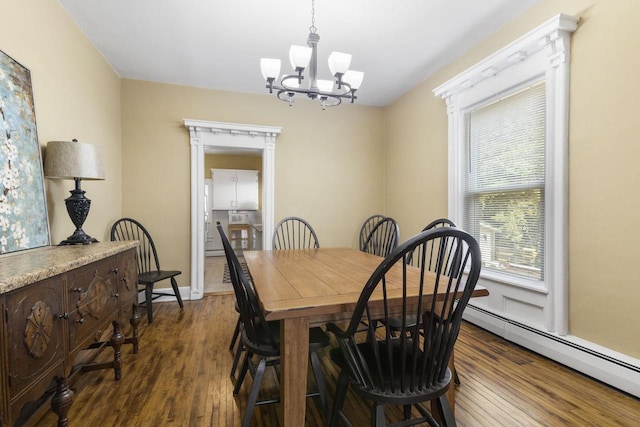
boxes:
[361,216,400,257]
[406,218,457,267]
[359,214,386,251]
[218,223,329,427]
[326,227,481,427]
[358,216,400,332]
[110,218,184,323]
[272,216,320,249]
[391,218,462,385]
[390,219,457,326]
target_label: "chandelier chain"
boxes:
[309,0,317,33]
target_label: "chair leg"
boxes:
[453,365,461,385]
[403,404,411,420]
[372,403,386,427]
[234,351,251,395]
[170,277,184,308]
[229,316,241,351]
[435,395,456,427]
[145,284,154,323]
[242,357,267,427]
[309,351,329,422]
[329,370,350,427]
[230,339,244,380]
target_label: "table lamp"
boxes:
[44,139,105,245]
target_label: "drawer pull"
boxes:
[57,313,69,320]
[72,288,84,294]
[112,293,119,298]
[75,317,85,324]
[112,267,119,274]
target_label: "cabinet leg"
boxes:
[110,320,124,380]
[51,376,74,427]
[129,303,140,353]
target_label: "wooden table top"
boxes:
[243,247,488,322]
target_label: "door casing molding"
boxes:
[184,119,281,300]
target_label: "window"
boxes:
[465,83,546,281]
[434,14,577,334]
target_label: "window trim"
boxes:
[434,14,577,335]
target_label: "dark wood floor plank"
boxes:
[36,294,639,426]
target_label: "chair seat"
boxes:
[245,320,329,356]
[383,314,419,331]
[330,339,451,405]
[138,270,182,285]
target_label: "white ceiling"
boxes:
[57,0,539,107]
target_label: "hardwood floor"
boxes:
[37,295,640,426]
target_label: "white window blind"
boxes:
[464,82,546,281]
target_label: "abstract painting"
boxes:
[0,49,50,254]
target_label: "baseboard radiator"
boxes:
[463,305,640,398]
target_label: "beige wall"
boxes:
[121,79,385,288]
[6,0,638,361]
[1,0,122,244]
[205,154,263,209]
[385,0,640,358]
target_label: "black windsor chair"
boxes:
[386,218,458,331]
[361,216,400,258]
[359,214,386,251]
[110,218,184,323]
[326,227,482,427]
[217,223,329,427]
[272,216,320,249]
[390,218,462,385]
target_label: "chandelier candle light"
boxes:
[260,0,364,109]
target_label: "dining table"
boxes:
[243,247,488,427]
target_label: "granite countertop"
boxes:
[0,241,139,294]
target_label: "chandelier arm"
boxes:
[320,96,342,107]
[279,74,352,96]
[273,80,355,99]
[275,87,343,108]
[281,74,306,90]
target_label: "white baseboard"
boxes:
[463,305,640,398]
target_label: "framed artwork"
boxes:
[0,49,50,254]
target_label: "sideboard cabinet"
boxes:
[0,242,139,426]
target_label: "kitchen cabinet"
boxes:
[0,242,139,426]
[212,169,258,210]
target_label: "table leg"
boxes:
[281,317,309,427]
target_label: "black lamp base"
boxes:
[59,229,98,246]
[59,179,99,246]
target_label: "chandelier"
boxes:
[259,0,364,109]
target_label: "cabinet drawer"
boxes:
[67,258,119,353]
[5,276,65,399]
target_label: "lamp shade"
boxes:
[343,70,364,90]
[289,45,312,70]
[260,58,281,80]
[328,52,352,76]
[44,140,105,180]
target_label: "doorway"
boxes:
[185,120,281,300]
